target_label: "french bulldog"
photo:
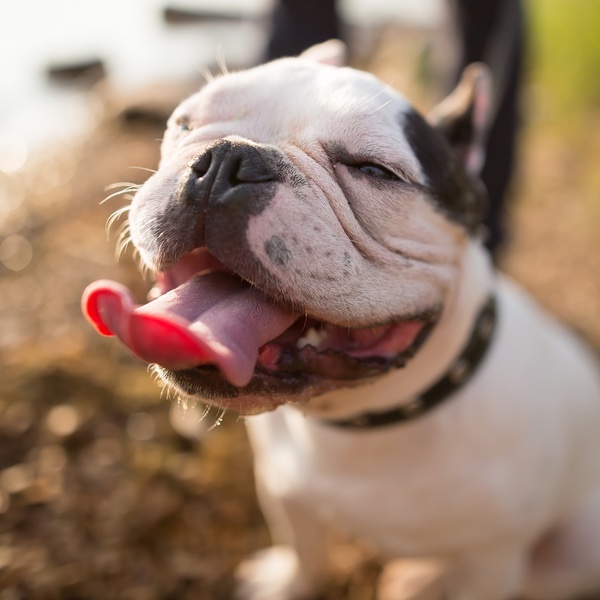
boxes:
[83,41,600,600]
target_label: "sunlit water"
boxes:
[0,0,440,171]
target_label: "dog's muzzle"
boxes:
[82,141,436,410]
[171,140,282,251]
[190,139,278,188]
[185,140,280,238]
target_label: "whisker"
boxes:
[216,46,229,75]
[157,379,166,395]
[149,366,179,403]
[200,66,215,84]
[208,405,227,431]
[105,205,131,235]
[365,87,387,104]
[116,233,131,253]
[105,181,140,191]
[116,238,133,262]
[200,404,212,422]
[138,256,151,280]
[149,365,164,386]
[101,187,137,205]
[115,221,132,261]
[128,166,158,175]
[369,99,393,115]
[114,218,130,238]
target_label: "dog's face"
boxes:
[84,43,490,413]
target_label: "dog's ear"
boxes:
[428,63,491,178]
[299,39,346,67]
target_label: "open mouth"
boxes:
[82,247,436,405]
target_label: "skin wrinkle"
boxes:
[332,164,465,274]
[150,141,450,324]
[283,147,375,258]
[123,54,485,405]
[341,178,466,268]
[282,143,410,267]
[326,139,422,186]
[158,70,427,273]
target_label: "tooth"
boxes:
[296,327,326,349]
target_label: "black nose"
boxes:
[190,139,278,187]
[177,139,280,249]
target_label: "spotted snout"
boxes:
[183,139,282,247]
[130,139,286,271]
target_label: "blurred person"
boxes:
[266,0,525,258]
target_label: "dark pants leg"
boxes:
[266,0,339,59]
[450,0,525,255]
[266,0,525,256]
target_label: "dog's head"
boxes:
[83,41,491,413]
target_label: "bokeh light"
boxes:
[0,234,33,271]
[0,134,28,173]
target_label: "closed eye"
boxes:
[349,162,403,182]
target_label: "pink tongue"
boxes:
[82,274,298,387]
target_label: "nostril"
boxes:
[188,142,278,189]
[229,157,243,186]
[233,155,276,184]
[190,151,212,177]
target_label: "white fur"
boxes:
[231,54,600,600]
[242,241,600,600]
[128,46,600,600]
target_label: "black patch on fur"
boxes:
[434,103,475,151]
[181,139,284,292]
[135,139,290,271]
[265,236,291,266]
[195,140,280,224]
[402,109,484,232]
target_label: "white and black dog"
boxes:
[83,41,600,600]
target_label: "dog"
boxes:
[83,40,600,600]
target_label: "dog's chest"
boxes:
[246,408,541,556]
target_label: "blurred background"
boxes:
[0,0,599,598]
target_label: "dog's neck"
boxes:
[298,240,495,420]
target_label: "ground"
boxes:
[0,14,598,600]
